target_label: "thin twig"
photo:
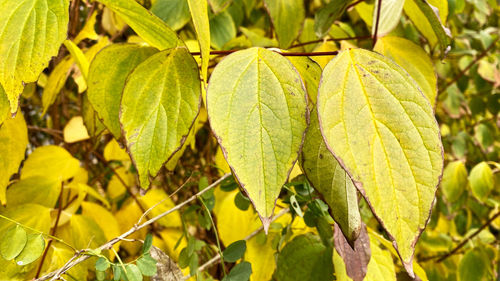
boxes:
[435,210,500,262]
[438,36,499,95]
[190,50,339,57]
[372,0,382,47]
[290,35,372,48]
[35,173,231,281]
[346,0,364,10]
[181,208,290,280]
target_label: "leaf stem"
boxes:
[199,198,226,277]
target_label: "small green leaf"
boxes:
[223,240,247,262]
[468,162,494,202]
[125,264,143,281]
[314,0,349,38]
[440,161,468,203]
[263,0,305,49]
[151,0,191,31]
[14,234,45,265]
[137,254,157,276]
[187,0,211,83]
[0,225,27,260]
[112,264,121,281]
[317,49,443,276]
[96,270,106,281]
[207,47,308,230]
[274,234,333,281]
[188,252,199,276]
[234,191,250,211]
[95,257,110,271]
[120,47,201,189]
[458,248,488,281]
[223,261,252,281]
[142,233,153,255]
[87,44,158,138]
[372,0,405,35]
[210,11,237,50]
[301,110,361,244]
[97,0,181,50]
[0,0,69,113]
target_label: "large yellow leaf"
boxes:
[364,233,396,281]
[374,36,438,107]
[0,0,69,113]
[187,0,210,85]
[120,47,201,188]
[0,112,28,205]
[81,202,121,253]
[207,47,308,229]
[317,49,443,276]
[21,145,80,182]
[6,176,60,208]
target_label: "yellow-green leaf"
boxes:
[372,0,405,36]
[440,161,467,203]
[364,233,396,281]
[81,202,121,253]
[287,56,322,104]
[0,204,52,235]
[207,47,308,229]
[120,47,201,188]
[404,0,450,56]
[187,0,210,84]
[0,0,69,113]
[263,0,305,49]
[468,162,494,202]
[0,112,28,205]
[151,0,191,31]
[0,225,27,260]
[317,49,443,276]
[374,36,438,107]
[97,0,181,50]
[15,234,45,265]
[63,40,90,81]
[87,44,157,138]
[458,248,489,281]
[0,84,8,125]
[21,145,80,182]
[302,110,360,244]
[314,0,350,38]
[41,56,74,115]
[6,176,61,208]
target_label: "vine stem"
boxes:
[438,36,499,95]
[435,210,500,262]
[35,173,232,281]
[190,50,339,57]
[181,207,290,280]
[289,35,372,49]
[372,0,382,47]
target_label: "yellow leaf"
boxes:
[107,167,134,200]
[63,116,90,143]
[104,139,131,162]
[187,0,210,85]
[159,228,187,261]
[364,233,396,281]
[114,199,147,255]
[312,41,338,68]
[138,189,182,228]
[0,112,28,205]
[21,145,80,182]
[74,11,99,44]
[81,202,121,253]
[245,232,280,281]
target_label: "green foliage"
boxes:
[0,0,498,280]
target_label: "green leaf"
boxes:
[222,261,252,281]
[314,0,349,38]
[458,249,488,281]
[0,225,27,260]
[187,0,211,84]
[301,110,361,244]
[403,0,451,56]
[87,44,157,138]
[209,0,233,14]
[468,162,494,202]
[372,0,405,35]
[142,233,153,255]
[6,176,61,208]
[440,161,467,203]
[120,47,201,189]
[97,0,181,50]
[136,254,157,276]
[317,49,443,276]
[263,0,305,49]
[125,264,143,281]
[234,191,250,211]
[95,257,110,271]
[210,11,237,50]
[223,240,246,262]
[374,36,438,107]
[21,145,80,182]
[274,234,333,281]
[0,112,28,205]
[207,47,308,230]
[0,0,69,113]
[15,234,45,265]
[112,264,121,281]
[0,84,8,125]
[286,56,322,104]
[151,0,191,31]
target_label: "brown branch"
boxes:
[435,210,500,262]
[35,173,232,281]
[438,36,499,95]
[372,0,382,47]
[190,50,339,57]
[346,0,365,10]
[290,35,372,48]
[27,125,64,140]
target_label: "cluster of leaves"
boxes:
[0,0,498,280]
